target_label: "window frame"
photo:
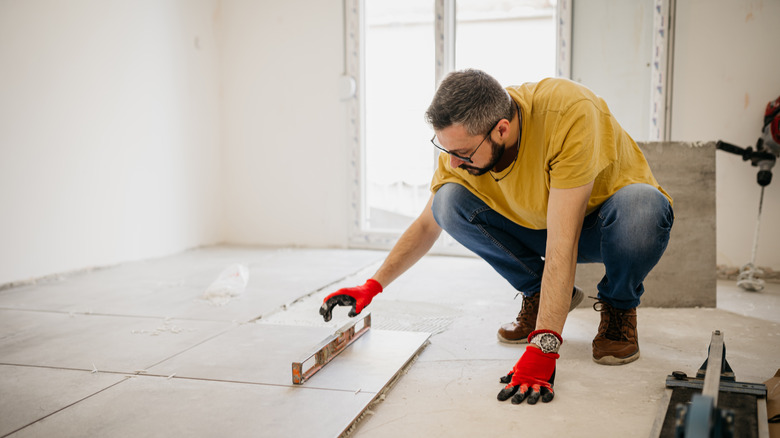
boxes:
[344,0,573,251]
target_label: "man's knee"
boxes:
[631,185,672,229]
[431,183,468,230]
[609,184,671,223]
[606,184,673,254]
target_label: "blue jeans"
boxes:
[431,183,673,310]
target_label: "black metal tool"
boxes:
[650,330,769,438]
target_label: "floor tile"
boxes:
[300,328,430,392]
[0,365,126,437]
[7,376,375,438]
[3,248,778,437]
[0,247,386,322]
[0,309,232,373]
[148,323,333,384]
[148,322,430,392]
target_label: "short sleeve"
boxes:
[547,100,610,189]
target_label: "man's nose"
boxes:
[450,154,466,168]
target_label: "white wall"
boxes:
[2,0,777,286]
[572,0,780,269]
[571,0,653,141]
[0,1,223,285]
[220,0,349,247]
[672,0,780,268]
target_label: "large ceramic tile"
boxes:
[0,247,385,322]
[8,249,775,438]
[7,376,376,438]
[0,309,232,373]
[148,322,430,392]
[259,255,519,363]
[0,365,126,437]
[257,254,510,332]
[304,328,430,392]
[377,255,516,305]
[86,247,386,322]
[148,324,333,385]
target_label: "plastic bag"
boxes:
[202,264,249,306]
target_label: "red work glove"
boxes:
[319,279,382,322]
[497,345,559,405]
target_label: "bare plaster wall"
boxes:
[572,0,780,269]
[672,0,780,269]
[2,0,777,287]
[219,0,349,248]
[0,1,223,285]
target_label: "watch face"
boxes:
[535,333,560,353]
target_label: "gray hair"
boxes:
[425,69,515,136]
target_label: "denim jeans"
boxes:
[431,183,674,310]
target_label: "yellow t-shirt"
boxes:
[430,78,672,230]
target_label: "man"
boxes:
[320,69,673,406]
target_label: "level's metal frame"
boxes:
[292,313,372,385]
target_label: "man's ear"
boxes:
[496,118,512,140]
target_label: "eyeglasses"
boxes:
[430,120,500,164]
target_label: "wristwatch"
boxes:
[530,332,561,354]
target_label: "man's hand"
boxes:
[497,345,558,405]
[319,279,382,322]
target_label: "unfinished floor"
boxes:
[1,246,778,437]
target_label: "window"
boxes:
[455,1,558,85]
[363,1,435,232]
[346,0,569,249]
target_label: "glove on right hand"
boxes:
[319,279,382,322]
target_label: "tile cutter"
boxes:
[650,330,769,437]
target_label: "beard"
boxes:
[458,139,505,176]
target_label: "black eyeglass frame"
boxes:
[430,119,501,164]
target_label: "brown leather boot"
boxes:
[592,300,639,365]
[497,287,584,344]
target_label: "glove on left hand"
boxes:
[497,345,558,405]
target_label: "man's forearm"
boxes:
[372,196,442,288]
[535,182,593,335]
[536,244,578,334]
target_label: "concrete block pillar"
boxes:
[575,141,717,308]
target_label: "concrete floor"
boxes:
[1,246,779,437]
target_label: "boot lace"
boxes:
[593,300,633,341]
[515,293,540,330]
